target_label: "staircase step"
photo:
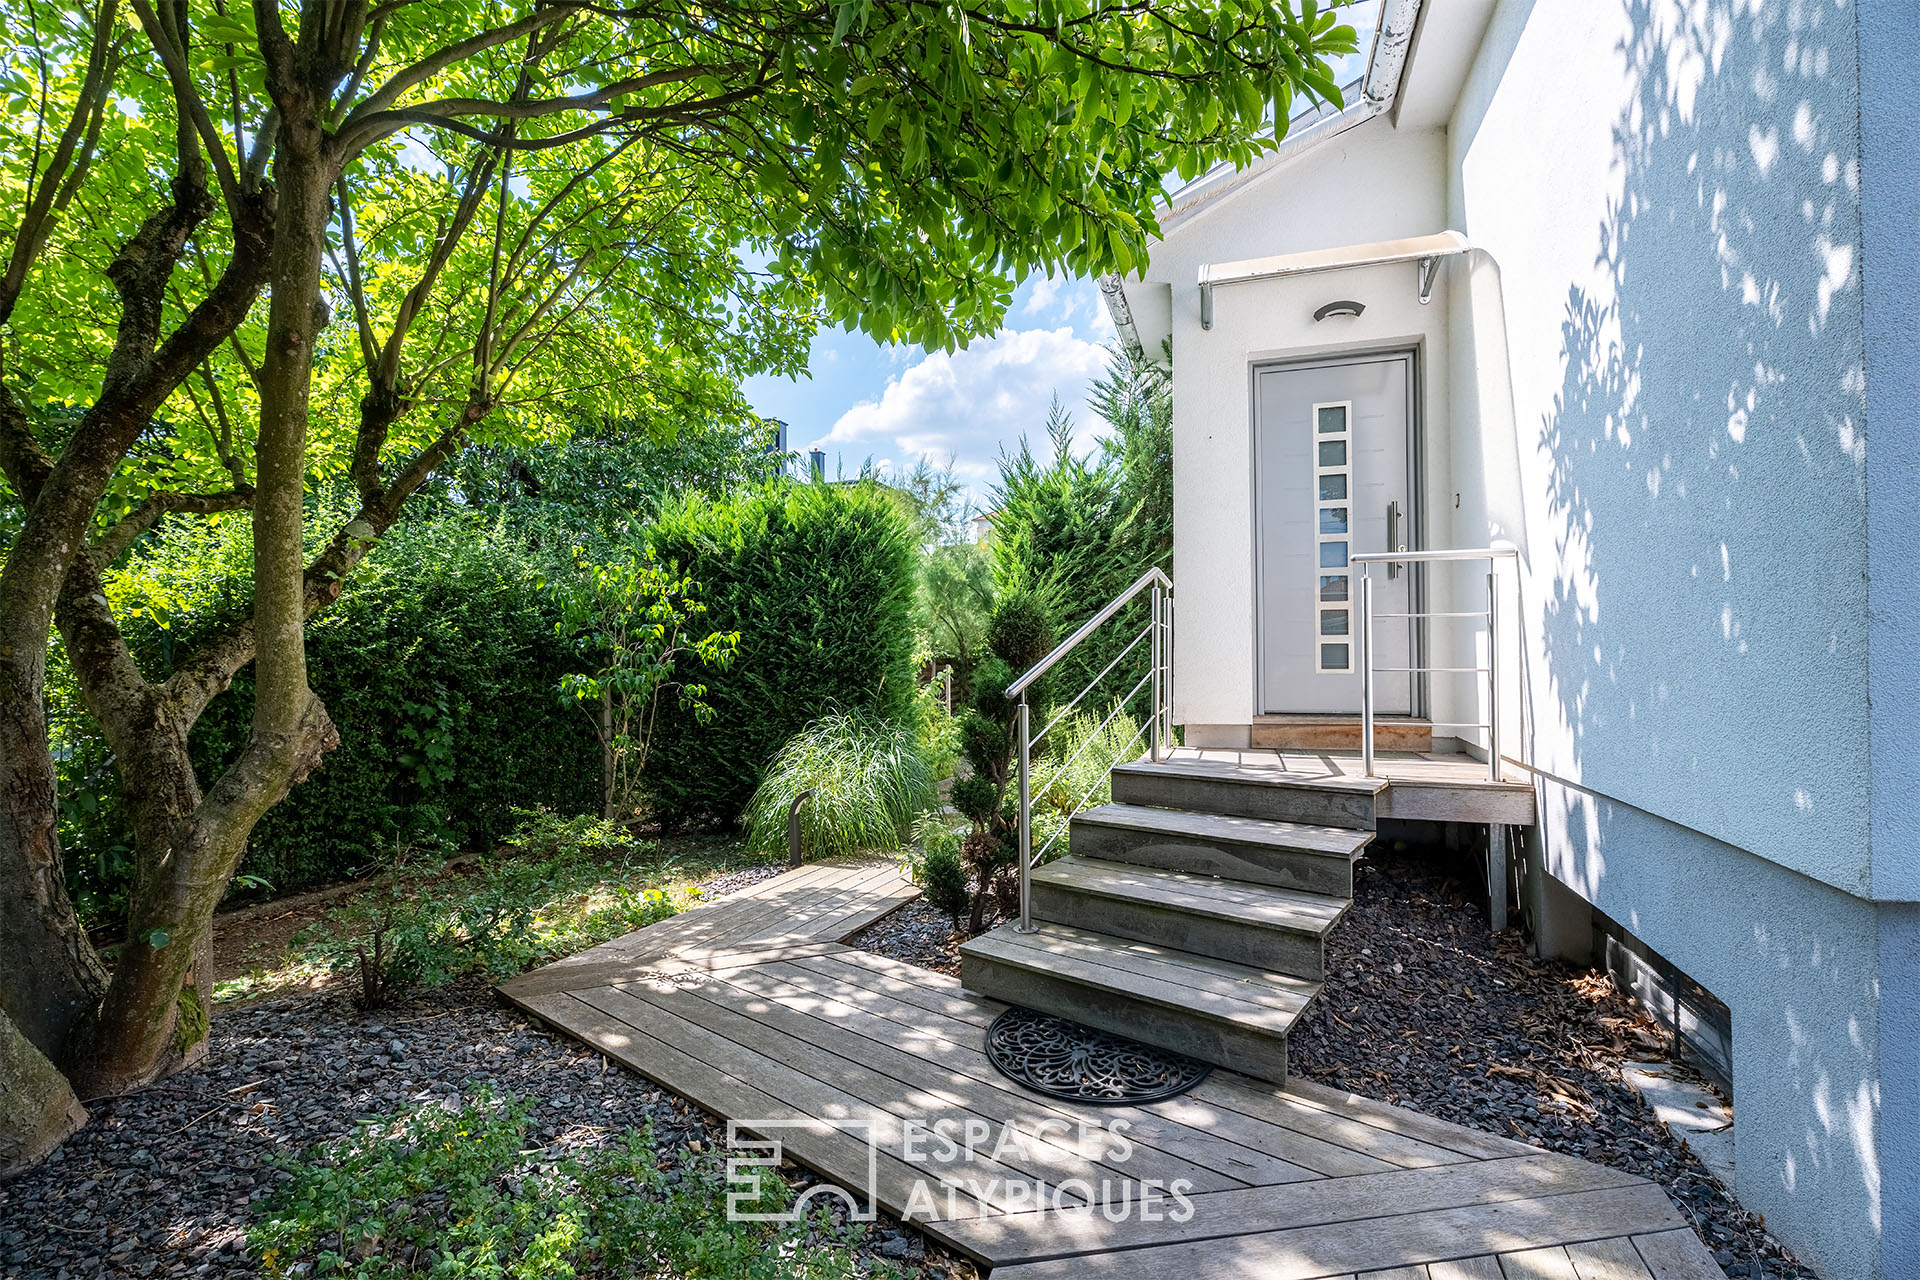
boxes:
[1111,759,1382,830]
[1029,857,1344,980]
[958,922,1320,1085]
[1071,803,1371,896]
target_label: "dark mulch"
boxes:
[0,869,973,1280]
[854,842,1814,1280]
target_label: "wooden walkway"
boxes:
[499,858,1722,1278]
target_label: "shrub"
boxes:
[910,814,972,925]
[642,480,920,826]
[741,712,936,860]
[251,1090,895,1280]
[57,511,603,923]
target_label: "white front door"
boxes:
[1255,353,1416,715]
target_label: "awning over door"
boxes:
[1198,230,1471,328]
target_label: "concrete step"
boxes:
[958,921,1320,1085]
[1070,803,1371,896]
[1028,856,1346,981]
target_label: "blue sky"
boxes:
[742,2,1379,507]
[742,273,1119,506]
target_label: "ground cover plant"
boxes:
[214,814,756,1007]
[251,1090,898,1280]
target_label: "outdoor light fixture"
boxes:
[1314,299,1366,321]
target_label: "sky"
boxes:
[741,2,1380,509]
[741,273,1120,508]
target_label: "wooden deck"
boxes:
[1167,746,1537,826]
[500,858,1719,1278]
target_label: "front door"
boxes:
[1255,353,1416,715]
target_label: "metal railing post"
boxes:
[1016,699,1034,933]
[1486,568,1499,782]
[1150,584,1164,763]
[1359,570,1376,778]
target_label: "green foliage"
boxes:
[742,712,937,860]
[948,776,1000,828]
[910,814,973,926]
[986,585,1058,677]
[916,541,995,689]
[251,1091,894,1280]
[299,814,694,1008]
[642,481,921,826]
[909,654,962,780]
[548,541,739,822]
[54,512,603,923]
[989,348,1173,723]
[1030,704,1144,863]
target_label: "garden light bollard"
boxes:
[787,788,817,868]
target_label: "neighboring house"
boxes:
[968,510,998,545]
[1104,2,1916,1278]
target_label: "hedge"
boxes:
[641,480,920,826]
[59,514,599,924]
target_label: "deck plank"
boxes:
[1566,1237,1656,1280]
[659,964,1248,1193]
[1430,1260,1507,1280]
[985,1183,1688,1280]
[1498,1247,1580,1280]
[712,959,1317,1188]
[1629,1230,1728,1279]
[936,1151,1644,1266]
[576,982,1065,1214]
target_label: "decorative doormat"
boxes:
[984,1007,1211,1104]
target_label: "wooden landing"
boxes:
[1169,746,1537,827]
[500,861,1718,1278]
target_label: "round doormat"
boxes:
[984,1007,1212,1104]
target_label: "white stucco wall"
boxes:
[1448,0,1871,897]
[1145,120,1454,734]
[1444,3,1907,1277]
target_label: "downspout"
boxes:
[1099,0,1426,356]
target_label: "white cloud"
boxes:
[822,326,1112,483]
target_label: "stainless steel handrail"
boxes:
[1007,567,1172,697]
[1009,567,1173,933]
[1351,544,1516,781]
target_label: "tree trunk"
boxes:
[0,1006,87,1175]
[600,687,617,820]
[65,31,352,1095]
[0,621,110,1063]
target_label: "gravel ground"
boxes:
[845,899,968,976]
[0,867,974,1280]
[854,842,1814,1280]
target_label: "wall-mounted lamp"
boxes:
[1313,300,1366,321]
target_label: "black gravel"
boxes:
[856,842,1815,1280]
[1284,843,1813,1279]
[0,871,973,1280]
[845,899,967,976]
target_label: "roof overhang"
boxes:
[1197,230,1471,329]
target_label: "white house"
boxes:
[1103,2,1918,1277]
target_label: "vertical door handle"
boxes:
[1386,500,1402,579]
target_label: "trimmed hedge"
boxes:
[190,519,601,895]
[58,515,600,923]
[641,480,919,826]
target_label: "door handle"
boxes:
[1386,500,1403,579]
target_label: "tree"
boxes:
[549,545,738,822]
[0,0,1357,1128]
